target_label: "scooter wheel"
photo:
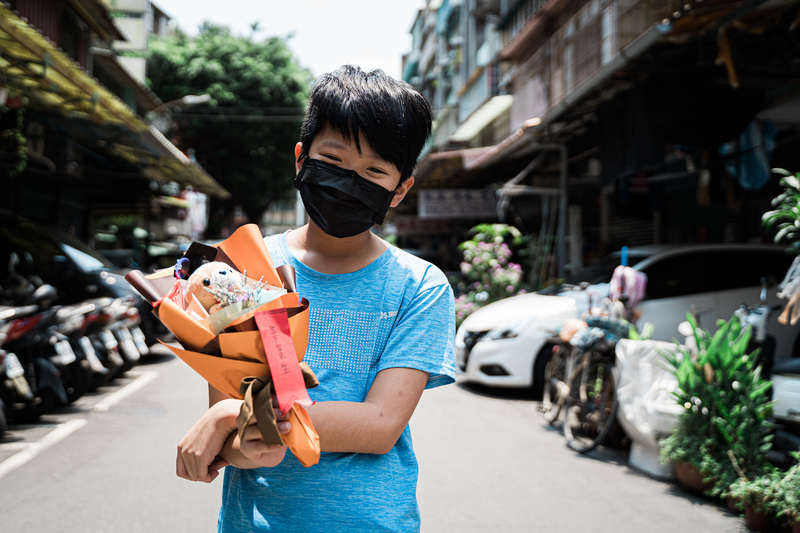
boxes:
[0,403,8,439]
[15,390,58,423]
[65,362,91,404]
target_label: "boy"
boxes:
[176,65,456,532]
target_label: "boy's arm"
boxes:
[236,367,429,456]
[179,367,429,480]
[176,385,286,482]
[309,367,429,454]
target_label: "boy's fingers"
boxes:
[176,455,188,479]
[176,452,202,481]
[209,457,229,473]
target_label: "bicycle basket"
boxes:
[584,315,631,343]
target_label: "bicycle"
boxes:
[540,315,630,453]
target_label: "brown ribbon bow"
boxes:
[236,363,320,447]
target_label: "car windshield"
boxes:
[49,228,114,272]
[537,250,654,295]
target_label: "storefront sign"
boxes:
[418,189,497,219]
[393,216,459,235]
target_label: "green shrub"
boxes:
[775,454,800,527]
[660,313,774,499]
[452,224,526,327]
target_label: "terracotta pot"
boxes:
[744,505,769,532]
[727,495,740,513]
[5,95,22,108]
[674,461,712,494]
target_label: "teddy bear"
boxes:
[184,261,254,314]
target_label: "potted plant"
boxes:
[728,469,783,531]
[763,168,800,255]
[659,314,717,492]
[660,313,774,499]
[775,454,800,533]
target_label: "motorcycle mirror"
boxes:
[8,252,18,273]
[52,255,70,272]
[32,283,58,305]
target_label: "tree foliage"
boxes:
[146,24,313,234]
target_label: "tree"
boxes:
[146,24,313,235]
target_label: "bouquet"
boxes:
[125,224,320,467]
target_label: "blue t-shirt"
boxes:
[218,231,456,533]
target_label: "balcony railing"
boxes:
[499,0,549,49]
[457,65,500,123]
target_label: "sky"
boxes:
[151,0,425,80]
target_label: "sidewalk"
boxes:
[411,379,746,533]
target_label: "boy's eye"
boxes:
[320,153,341,162]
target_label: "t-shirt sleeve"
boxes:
[376,267,456,389]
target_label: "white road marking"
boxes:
[92,370,159,412]
[0,369,160,479]
[0,418,87,480]
[0,442,28,452]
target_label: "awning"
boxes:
[0,4,229,198]
[449,94,513,143]
[66,0,127,42]
[402,59,419,84]
[0,4,146,129]
[90,48,163,113]
[414,146,496,187]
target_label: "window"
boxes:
[641,249,794,300]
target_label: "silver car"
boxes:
[455,244,797,393]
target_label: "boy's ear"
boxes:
[390,176,414,208]
[294,143,303,173]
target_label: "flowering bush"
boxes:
[452,224,526,327]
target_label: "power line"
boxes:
[170,113,304,123]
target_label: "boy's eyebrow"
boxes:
[317,139,387,164]
[317,139,348,150]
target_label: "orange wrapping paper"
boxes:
[128,224,320,467]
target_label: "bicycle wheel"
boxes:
[541,344,568,424]
[564,357,617,453]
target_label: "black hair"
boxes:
[299,65,432,182]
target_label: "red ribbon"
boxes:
[254,309,314,416]
[155,277,185,310]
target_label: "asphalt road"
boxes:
[0,344,747,532]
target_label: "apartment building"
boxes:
[0,0,226,245]
[401,0,800,276]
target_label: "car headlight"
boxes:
[481,319,529,342]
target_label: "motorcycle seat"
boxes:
[772,357,800,376]
[0,304,40,322]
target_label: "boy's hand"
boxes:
[238,406,292,468]
[176,399,240,483]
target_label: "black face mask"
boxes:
[294,157,397,238]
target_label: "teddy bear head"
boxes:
[184,261,250,314]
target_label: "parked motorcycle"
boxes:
[0,283,68,422]
[73,296,128,383]
[50,299,113,397]
[0,306,36,429]
[105,297,144,373]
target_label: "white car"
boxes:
[455,244,798,394]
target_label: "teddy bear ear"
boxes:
[182,242,218,275]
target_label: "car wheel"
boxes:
[0,401,8,438]
[532,342,557,400]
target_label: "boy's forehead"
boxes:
[312,126,388,163]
